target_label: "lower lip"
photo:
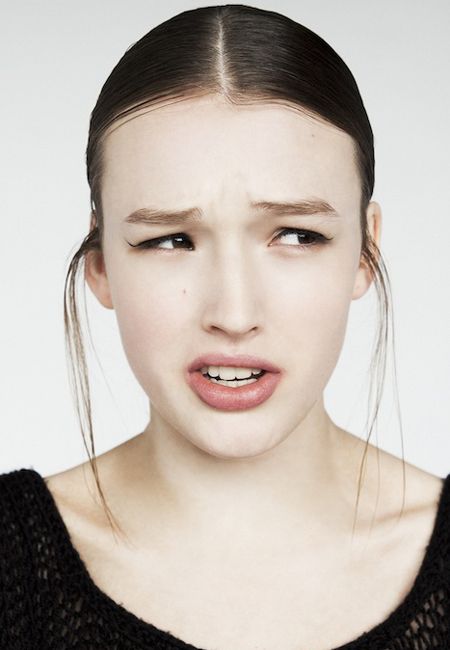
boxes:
[186,370,282,411]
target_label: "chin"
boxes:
[191,430,283,461]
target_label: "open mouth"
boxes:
[187,367,281,410]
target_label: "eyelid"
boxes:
[274,227,333,241]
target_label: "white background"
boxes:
[1,0,449,477]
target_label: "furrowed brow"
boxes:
[123,199,340,226]
[250,199,340,218]
[124,207,202,226]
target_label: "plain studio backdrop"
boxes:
[1,0,449,477]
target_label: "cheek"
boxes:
[264,256,356,386]
[110,267,190,391]
[307,283,353,387]
[267,250,355,326]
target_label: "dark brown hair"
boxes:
[64,4,404,540]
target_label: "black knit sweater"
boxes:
[1,468,449,649]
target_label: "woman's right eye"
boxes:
[128,233,193,251]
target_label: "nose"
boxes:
[201,243,263,340]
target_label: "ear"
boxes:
[352,201,382,300]
[84,212,114,310]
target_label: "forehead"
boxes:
[101,96,360,217]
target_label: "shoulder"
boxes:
[0,466,40,521]
[373,453,447,532]
[401,464,449,545]
[43,460,113,547]
[0,467,50,553]
[0,468,45,638]
[399,462,446,514]
[44,460,101,522]
[364,455,450,567]
[345,431,448,521]
[43,439,135,534]
[339,434,449,556]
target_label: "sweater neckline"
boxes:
[26,468,449,650]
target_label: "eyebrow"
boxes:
[123,199,340,226]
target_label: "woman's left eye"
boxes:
[128,228,332,251]
[273,228,331,248]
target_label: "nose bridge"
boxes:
[202,236,262,336]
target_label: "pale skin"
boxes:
[46,95,444,650]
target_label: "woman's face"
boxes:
[87,95,380,459]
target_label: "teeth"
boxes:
[208,377,258,388]
[200,365,263,380]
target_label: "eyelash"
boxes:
[128,228,332,252]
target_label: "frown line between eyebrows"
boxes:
[123,199,341,227]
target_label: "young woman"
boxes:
[1,5,448,649]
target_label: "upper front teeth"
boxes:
[201,365,263,380]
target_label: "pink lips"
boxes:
[186,353,282,411]
[187,353,281,374]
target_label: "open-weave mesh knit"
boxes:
[0,468,449,650]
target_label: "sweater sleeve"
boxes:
[0,470,38,649]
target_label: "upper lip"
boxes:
[188,353,281,374]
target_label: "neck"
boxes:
[102,400,368,551]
